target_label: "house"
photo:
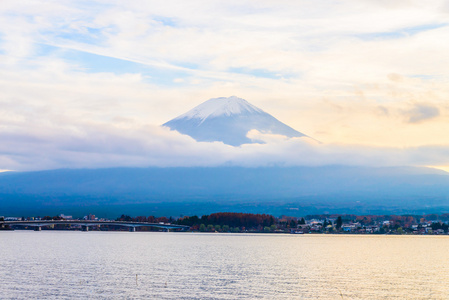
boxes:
[365,226,380,233]
[342,225,356,232]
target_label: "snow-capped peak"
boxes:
[163,96,310,146]
[175,96,264,121]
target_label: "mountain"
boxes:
[163,96,309,146]
[1,166,449,217]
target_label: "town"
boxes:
[1,212,449,235]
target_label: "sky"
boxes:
[1,0,449,171]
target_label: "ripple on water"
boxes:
[1,232,449,299]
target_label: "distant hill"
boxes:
[163,96,310,146]
[1,166,449,217]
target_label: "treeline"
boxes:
[176,212,275,228]
[116,215,174,223]
[42,216,64,220]
[114,212,277,232]
[12,212,449,234]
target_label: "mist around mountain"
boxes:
[2,98,448,218]
[1,166,449,217]
[163,96,309,146]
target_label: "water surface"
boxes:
[1,231,448,299]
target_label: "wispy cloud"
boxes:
[406,103,440,123]
[0,0,449,170]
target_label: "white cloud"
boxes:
[1,0,449,170]
[2,119,449,171]
[406,103,440,123]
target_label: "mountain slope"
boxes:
[163,96,308,146]
[1,166,449,217]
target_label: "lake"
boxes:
[1,231,448,299]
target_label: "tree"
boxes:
[117,215,132,221]
[156,216,169,223]
[136,216,147,222]
[264,226,271,233]
[299,218,306,225]
[336,216,343,230]
[177,215,200,226]
[214,225,221,232]
[207,224,214,232]
[199,224,206,232]
[201,215,209,225]
[222,225,230,232]
[431,222,443,231]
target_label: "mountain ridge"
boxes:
[1,166,449,217]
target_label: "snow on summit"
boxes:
[175,96,264,121]
[163,96,310,146]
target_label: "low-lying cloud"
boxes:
[2,122,449,172]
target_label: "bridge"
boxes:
[0,220,190,232]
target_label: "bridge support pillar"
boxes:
[34,226,41,231]
[129,227,136,232]
[82,226,89,232]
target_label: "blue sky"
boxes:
[0,0,449,171]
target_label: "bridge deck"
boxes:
[0,220,189,230]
